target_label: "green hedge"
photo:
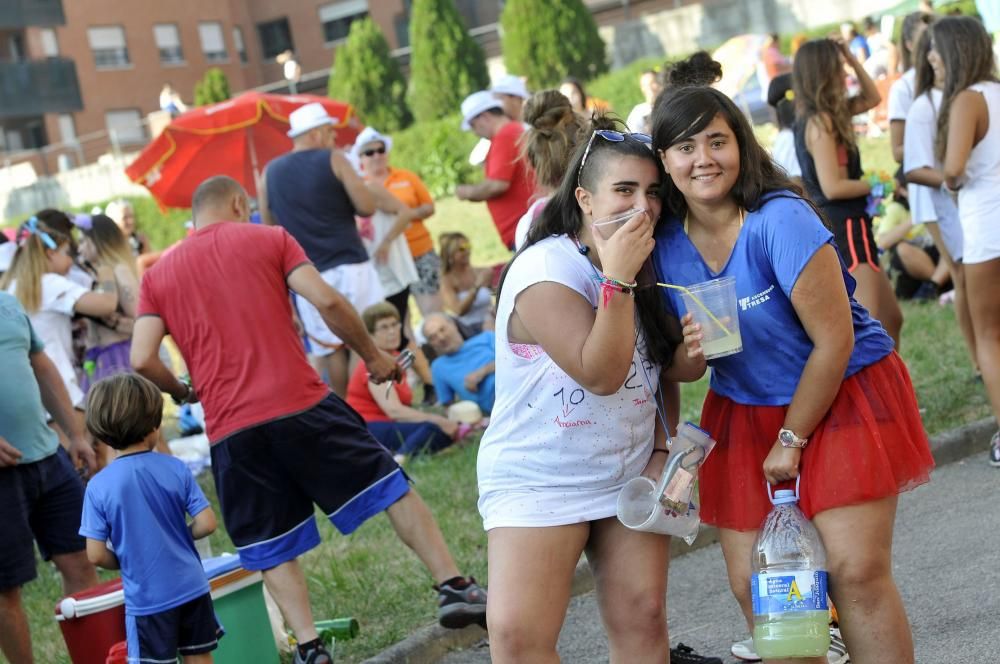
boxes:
[584,56,662,120]
[389,114,481,199]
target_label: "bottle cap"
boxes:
[772,489,798,505]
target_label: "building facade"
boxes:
[9,1,693,166]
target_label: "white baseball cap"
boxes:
[460,90,503,131]
[491,75,529,99]
[287,102,337,138]
[351,126,393,158]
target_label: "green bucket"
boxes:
[205,557,279,664]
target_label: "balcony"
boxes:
[0,0,65,29]
[0,58,81,118]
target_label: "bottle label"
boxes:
[751,570,828,615]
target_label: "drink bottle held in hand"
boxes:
[751,487,831,659]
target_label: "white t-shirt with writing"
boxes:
[477,235,659,529]
[6,273,89,407]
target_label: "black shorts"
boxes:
[210,394,410,571]
[892,243,941,298]
[0,447,86,591]
[126,592,223,660]
[831,215,880,273]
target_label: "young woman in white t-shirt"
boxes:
[934,16,1000,464]
[903,29,977,375]
[479,115,708,663]
[2,219,119,444]
[887,11,934,164]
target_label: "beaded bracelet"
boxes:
[597,273,638,308]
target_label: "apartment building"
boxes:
[6,0,678,167]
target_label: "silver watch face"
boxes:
[779,430,803,447]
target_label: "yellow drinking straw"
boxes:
[656,282,734,336]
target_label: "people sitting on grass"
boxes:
[422,313,496,415]
[346,302,470,464]
[439,232,495,335]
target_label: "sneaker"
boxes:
[827,625,849,664]
[730,636,761,661]
[436,577,487,629]
[989,431,1000,467]
[293,644,333,664]
[671,642,723,664]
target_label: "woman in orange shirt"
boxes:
[354,127,442,315]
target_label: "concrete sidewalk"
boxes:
[364,416,997,664]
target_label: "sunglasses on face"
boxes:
[577,130,653,187]
[361,146,386,157]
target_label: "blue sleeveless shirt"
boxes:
[265,149,368,270]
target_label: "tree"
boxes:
[408,0,489,123]
[501,0,609,90]
[193,68,231,106]
[328,17,412,131]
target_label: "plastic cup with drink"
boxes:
[664,276,742,359]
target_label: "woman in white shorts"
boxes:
[934,16,1000,462]
[903,28,976,371]
[478,116,706,663]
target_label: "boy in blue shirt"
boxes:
[80,374,222,663]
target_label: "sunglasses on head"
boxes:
[361,146,386,157]
[577,130,653,187]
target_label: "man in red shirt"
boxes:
[131,176,486,664]
[456,90,535,249]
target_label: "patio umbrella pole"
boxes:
[248,125,262,199]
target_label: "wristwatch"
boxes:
[172,380,193,406]
[778,428,808,449]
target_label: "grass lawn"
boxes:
[15,137,993,664]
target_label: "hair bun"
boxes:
[588,113,623,134]
[667,51,723,88]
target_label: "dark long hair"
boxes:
[793,39,856,151]
[899,11,934,72]
[500,114,679,368]
[931,16,997,161]
[651,86,806,222]
[912,29,935,99]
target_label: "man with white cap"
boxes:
[455,91,535,250]
[260,102,380,397]
[490,74,530,123]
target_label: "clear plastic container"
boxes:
[751,488,831,659]
[616,422,716,544]
[592,207,645,240]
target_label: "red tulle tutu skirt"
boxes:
[698,352,934,531]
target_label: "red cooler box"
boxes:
[54,578,126,664]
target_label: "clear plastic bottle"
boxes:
[751,489,831,659]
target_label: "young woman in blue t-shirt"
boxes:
[650,85,934,664]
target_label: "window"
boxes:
[87,26,129,69]
[257,17,293,60]
[198,22,227,63]
[39,29,59,57]
[232,26,248,64]
[105,109,145,145]
[319,0,368,45]
[153,24,183,64]
[57,114,76,143]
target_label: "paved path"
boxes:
[442,455,1000,663]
